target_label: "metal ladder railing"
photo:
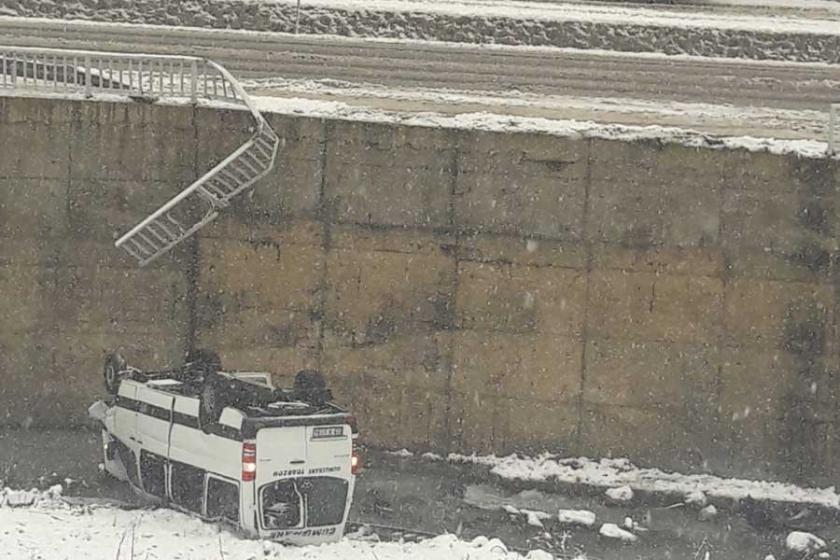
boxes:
[0,46,280,266]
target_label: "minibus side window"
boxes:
[206,477,239,523]
[170,461,205,513]
[114,441,140,488]
[139,450,166,498]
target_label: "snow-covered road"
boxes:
[2,18,837,142]
[2,0,840,63]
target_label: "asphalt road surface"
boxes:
[2,17,838,140]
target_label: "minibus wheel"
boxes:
[294,369,327,392]
[294,369,330,404]
[184,348,221,383]
[103,352,127,395]
[198,373,227,433]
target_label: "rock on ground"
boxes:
[785,531,826,553]
[557,509,597,527]
[605,485,634,503]
[599,523,638,543]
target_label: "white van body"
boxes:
[91,373,356,544]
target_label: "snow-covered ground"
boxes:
[265,0,840,32]
[1,0,838,62]
[704,0,840,9]
[446,452,840,509]
[0,487,557,560]
[6,0,839,32]
[693,0,840,9]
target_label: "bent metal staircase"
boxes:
[0,46,280,266]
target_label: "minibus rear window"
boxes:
[261,480,302,529]
[301,477,349,527]
[260,477,348,530]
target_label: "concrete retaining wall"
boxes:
[0,97,193,426]
[2,94,839,483]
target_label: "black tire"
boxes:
[294,370,331,405]
[183,349,221,383]
[104,353,128,395]
[198,373,227,433]
[294,369,327,392]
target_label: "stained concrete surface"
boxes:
[1,428,835,560]
[4,94,840,483]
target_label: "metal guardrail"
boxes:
[830,103,839,157]
[0,46,280,266]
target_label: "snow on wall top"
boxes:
[1,88,833,160]
[247,95,834,159]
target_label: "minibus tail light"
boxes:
[242,441,257,482]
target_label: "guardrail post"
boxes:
[295,0,301,34]
[830,104,837,156]
[84,55,91,97]
[190,60,198,103]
